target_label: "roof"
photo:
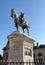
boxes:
[3,41,9,50]
[33,45,45,49]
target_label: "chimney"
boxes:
[37,42,39,47]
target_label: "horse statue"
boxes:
[11,9,30,35]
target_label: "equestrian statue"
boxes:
[11,9,30,35]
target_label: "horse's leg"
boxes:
[22,28,25,33]
[16,26,18,32]
[27,28,29,35]
[23,29,25,33]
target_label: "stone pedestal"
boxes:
[3,31,35,62]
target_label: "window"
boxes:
[5,53,8,61]
[38,53,42,62]
[24,48,32,57]
[34,54,35,62]
[38,53,42,57]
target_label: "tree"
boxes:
[0,54,3,60]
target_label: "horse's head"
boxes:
[11,9,15,18]
[11,9,18,19]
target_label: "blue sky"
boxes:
[0,0,45,55]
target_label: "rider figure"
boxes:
[19,12,24,24]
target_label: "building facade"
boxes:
[33,43,45,62]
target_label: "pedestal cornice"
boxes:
[7,31,35,44]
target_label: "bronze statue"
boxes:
[11,9,30,35]
[19,12,24,24]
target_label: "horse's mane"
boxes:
[15,10,18,18]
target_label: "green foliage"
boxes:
[0,54,3,60]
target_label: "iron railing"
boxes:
[0,62,45,65]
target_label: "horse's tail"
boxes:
[28,24,30,28]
